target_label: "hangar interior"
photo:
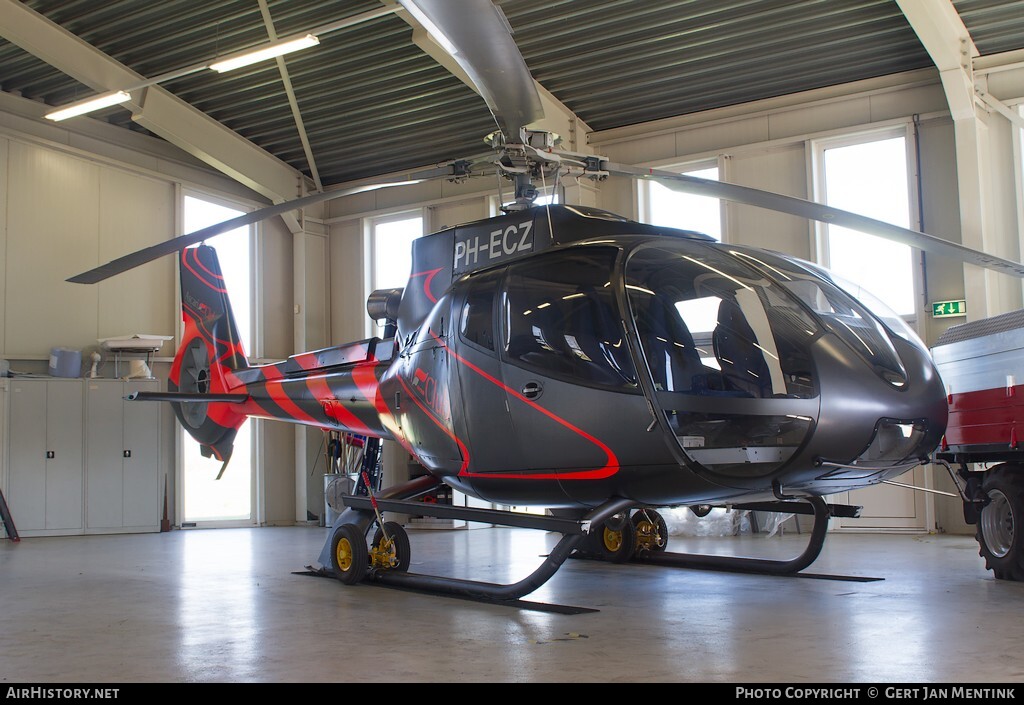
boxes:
[2,0,1024,683]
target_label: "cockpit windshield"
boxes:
[728,247,911,389]
[626,243,820,400]
[625,241,821,479]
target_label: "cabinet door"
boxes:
[7,382,47,531]
[45,381,83,530]
[122,380,159,528]
[86,381,125,529]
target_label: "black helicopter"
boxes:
[69,0,1024,602]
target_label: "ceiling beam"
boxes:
[0,0,309,226]
[897,0,1006,318]
[896,0,978,120]
[257,0,324,193]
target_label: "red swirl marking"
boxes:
[410,268,443,304]
[397,375,469,472]
[429,331,619,480]
[182,249,227,293]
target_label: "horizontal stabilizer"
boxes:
[126,391,249,404]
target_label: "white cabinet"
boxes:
[85,380,161,532]
[0,378,160,536]
[6,378,83,533]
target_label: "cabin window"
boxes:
[501,248,638,389]
[812,130,918,320]
[638,161,722,240]
[459,270,501,352]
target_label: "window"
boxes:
[460,270,501,352]
[502,248,637,389]
[813,131,917,318]
[371,212,423,291]
[180,194,255,525]
[639,162,722,240]
[368,212,423,335]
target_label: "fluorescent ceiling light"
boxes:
[209,34,320,73]
[397,1,458,55]
[45,91,131,121]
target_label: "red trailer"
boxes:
[932,310,1024,580]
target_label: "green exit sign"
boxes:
[932,300,967,318]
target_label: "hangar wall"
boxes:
[0,95,298,527]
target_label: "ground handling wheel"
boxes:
[591,512,636,563]
[631,508,669,554]
[370,521,411,572]
[977,464,1024,581]
[330,523,368,585]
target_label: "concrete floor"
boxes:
[1,525,1023,683]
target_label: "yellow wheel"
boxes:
[330,523,368,585]
[632,509,669,554]
[593,514,635,563]
[371,521,411,572]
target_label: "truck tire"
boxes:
[977,464,1024,580]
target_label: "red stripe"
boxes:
[306,373,374,435]
[352,361,416,455]
[397,375,469,472]
[429,330,619,480]
[256,365,319,425]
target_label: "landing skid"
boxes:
[631,496,830,575]
[314,485,860,606]
[316,475,634,610]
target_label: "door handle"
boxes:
[521,381,543,400]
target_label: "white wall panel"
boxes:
[0,136,7,355]
[918,118,969,346]
[767,98,873,141]
[328,220,366,344]
[304,233,328,352]
[96,168,175,341]
[261,421,295,525]
[984,113,1023,314]
[431,199,487,231]
[6,142,99,356]
[726,145,812,258]
[867,84,948,123]
[260,216,293,360]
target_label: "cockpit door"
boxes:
[496,248,658,484]
[450,269,525,474]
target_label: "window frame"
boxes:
[809,125,924,332]
[176,188,260,529]
[496,246,642,394]
[364,208,424,337]
[456,268,504,356]
[636,157,725,241]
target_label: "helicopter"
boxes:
[68,0,1024,603]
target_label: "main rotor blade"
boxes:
[399,0,543,141]
[68,165,459,284]
[606,162,1024,279]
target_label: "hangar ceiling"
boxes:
[0,0,1022,194]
